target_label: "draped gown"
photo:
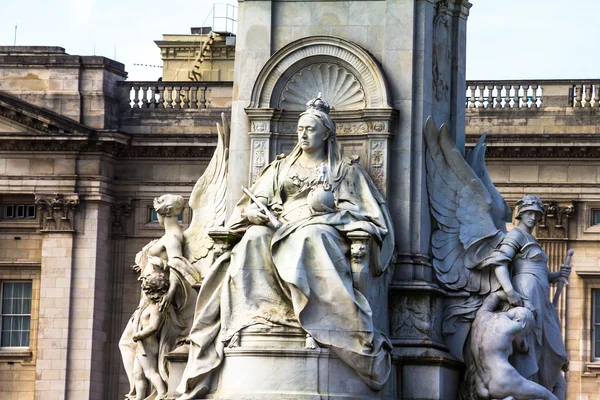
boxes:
[177,151,395,398]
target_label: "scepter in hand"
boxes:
[242,186,282,229]
[552,249,574,307]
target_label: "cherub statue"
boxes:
[120,113,230,400]
[132,268,171,400]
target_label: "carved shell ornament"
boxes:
[278,63,366,110]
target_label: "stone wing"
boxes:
[183,113,229,264]
[423,117,505,294]
[465,133,511,233]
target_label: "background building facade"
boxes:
[0,25,600,400]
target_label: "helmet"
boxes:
[515,195,544,220]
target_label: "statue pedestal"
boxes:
[167,326,396,399]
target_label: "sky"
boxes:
[2,0,599,81]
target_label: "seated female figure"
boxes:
[177,97,395,399]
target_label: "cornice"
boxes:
[0,91,96,136]
[466,133,600,158]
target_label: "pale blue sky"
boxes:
[2,0,598,81]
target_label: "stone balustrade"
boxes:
[466,80,600,109]
[118,81,233,109]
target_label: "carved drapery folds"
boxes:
[35,193,79,232]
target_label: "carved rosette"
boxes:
[278,63,367,111]
[35,193,79,232]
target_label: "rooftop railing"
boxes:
[118,81,233,109]
[118,80,600,111]
[465,80,600,109]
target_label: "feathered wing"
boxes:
[423,117,505,295]
[465,133,511,232]
[183,113,229,276]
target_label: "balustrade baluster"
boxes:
[468,86,475,108]
[594,83,600,107]
[584,85,592,108]
[200,87,207,109]
[132,85,140,108]
[521,84,529,108]
[174,87,182,109]
[495,85,503,108]
[510,85,516,108]
[508,85,516,108]
[149,86,156,108]
[574,85,582,107]
[165,87,173,108]
[477,85,484,109]
[485,85,493,109]
[531,84,539,108]
[183,86,191,109]
[157,86,165,108]
[190,86,199,109]
[141,86,149,108]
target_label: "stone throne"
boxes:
[200,36,398,399]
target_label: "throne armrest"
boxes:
[346,231,373,293]
[208,228,242,258]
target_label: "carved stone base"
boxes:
[167,326,396,399]
[393,347,462,400]
[165,344,191,399]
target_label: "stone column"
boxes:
[106,201,132,400]
[33,194,79,400]
[448,0,471,152]
[226,0,273,218]
[383,1,470,398]
[66,198,113,399]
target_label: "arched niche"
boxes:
[245,36,397,195]
[250,36,391,110]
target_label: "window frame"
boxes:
[1,204,36,220]
[592,209,600,226]
[593,290,600,361]
[0,280,33,350]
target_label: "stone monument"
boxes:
[120,1,573,398]
[220,1,471,398]
[123,0,473,398]
[423,118,572,400]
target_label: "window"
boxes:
[1,282,32,348]
[593,290,600,360]
[593,210,600,226]
[149,209,183,223]
[2,204,36,220]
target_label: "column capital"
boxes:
[35,193,79,232]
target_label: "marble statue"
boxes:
[132,267,171,400]
[120,195,198,400]
[469,291,557,400]
[423,118,571,399]
[176,96,395,399]
[120,114,230,400]
[478,195,570,397]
